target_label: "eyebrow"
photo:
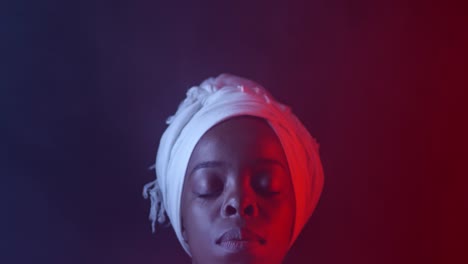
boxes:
[189,161,226,176]
[189,159,288,177]
[254,158,288,171]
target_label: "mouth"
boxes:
[216,228,266,252]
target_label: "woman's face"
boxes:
[181,116,295,264]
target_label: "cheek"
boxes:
[260,193,295,247]
[268,196,295,227]
[183,199,222,254]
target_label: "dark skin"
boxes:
[181,116,296,264]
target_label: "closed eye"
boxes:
[190,169,224,199]
[252,170,283,197]
[257,189,280,197]
[194,190,222,199]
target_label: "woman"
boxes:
[143,74,324,263]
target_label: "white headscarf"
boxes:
[143,74,324,256]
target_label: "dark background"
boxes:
[3,0,467,263]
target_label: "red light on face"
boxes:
[181,116,295,264]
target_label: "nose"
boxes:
[221,188,258,218]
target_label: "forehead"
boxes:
[186,116,288,173]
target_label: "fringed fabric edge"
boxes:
[142,174,168,233]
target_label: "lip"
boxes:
[216,228,266,252]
